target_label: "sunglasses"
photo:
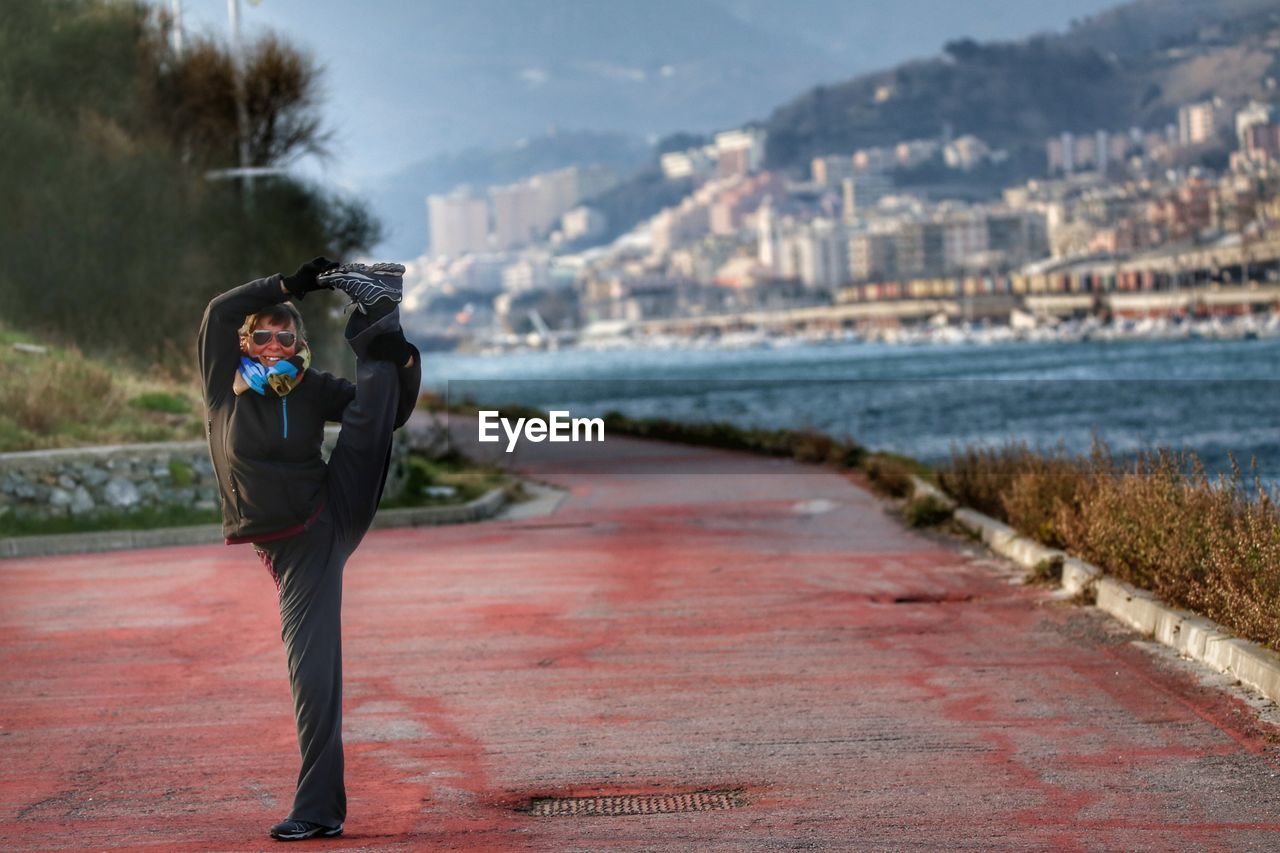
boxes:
[250,329,298,348]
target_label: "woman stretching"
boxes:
[198,257,421,841]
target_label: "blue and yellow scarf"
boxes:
[234,346,311,397]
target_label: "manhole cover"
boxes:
[525,789,746,817]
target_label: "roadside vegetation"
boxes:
[0,505,220,539]
[942,442,1280,650]
[0,326,202,451]
[599,411,866,468]
[387,450,516,509]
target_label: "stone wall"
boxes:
[0,425,435,522]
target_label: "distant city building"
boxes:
[853,146,895,173]
[943,211,988,270]
[811,155,855,187]
[1048,125,1178,175]
[501,256,551,294]
[560,206,608,242]
[1240,122,1280,167]
[943,135,996,171]
[894,219,948,278]
[650,198,710,256]
[1051,131,1122,175]
[1048,133,1074,174]
[709,173,785,235]
[842,173,892,222]
[895,140,940,169]
[490,165,615,250]
[660,148,714,180]
[1236,101,1279,148]
[436,165,616,257]
[445,254,506,294]
[848,229,897,281]
[490,182,540,250]
[427,189,489,258]
[714,129,766,178]
[985,209,1049,264]
[794,218,849,290]
[1178,100,1222,146]
[757,196,779,273]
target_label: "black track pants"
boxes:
[255,311,403,827]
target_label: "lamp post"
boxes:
[228,0,252,202]
[169,0,183,53]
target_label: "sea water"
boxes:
[422,336,1280,480]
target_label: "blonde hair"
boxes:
[239,303,307,346]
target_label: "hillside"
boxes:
[761,0,1280,171]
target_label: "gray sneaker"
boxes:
[268,818,343,841]
[318,262,404,316]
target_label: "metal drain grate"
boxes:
[525,789,746,817]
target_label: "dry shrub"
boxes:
[944,442,1280,648]
[1057,450,1219,603]
[1196,485,1280,647]
[790,429,837,464]
[0,350,124,434]
[940,443,1036,518]
[1002,451,1097,549]
[865,454,913,498]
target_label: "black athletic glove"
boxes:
[366,329,413,365]
[281,256,338,300]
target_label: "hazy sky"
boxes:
[171,0,1124,189]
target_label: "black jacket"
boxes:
[198,274,420,543]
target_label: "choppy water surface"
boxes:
[421,338,1280,478]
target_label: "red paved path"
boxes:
[3,435,1280,850]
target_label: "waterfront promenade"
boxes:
[3,430,1280,849]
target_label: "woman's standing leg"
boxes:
[263,308,406,829]
[259,520,351,828]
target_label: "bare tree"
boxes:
[145,30,329,171]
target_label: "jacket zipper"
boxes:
[281,397,288,439]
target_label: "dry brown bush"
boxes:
[944,442,1280,649]
[0,349,124,434]
[1057,451,1221,604]
[939,443,1035,518]
[1001,452,1094,549]
[865,454,913,498]
[1190,472,1280,647]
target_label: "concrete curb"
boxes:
[947,502,1280,706]
[907,475,956,510]
[372,487,508,530]
[0,488,509,559]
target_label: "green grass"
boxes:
[0,505,221,538]
[383,451,513,508]
[130,391,192,415]
[1026,555,1066,587]
[903,493,954,528]
[168,459,194,486]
